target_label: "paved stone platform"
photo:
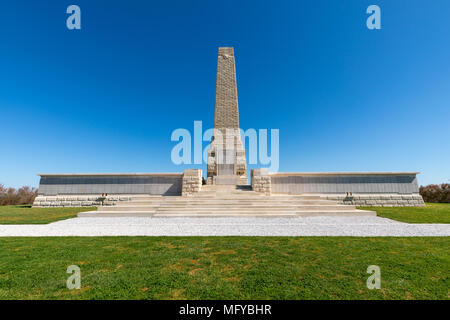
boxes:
[0,217,449,237]
[78,186,376,217]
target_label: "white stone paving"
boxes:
[0,216,449,237]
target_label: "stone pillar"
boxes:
[207,47,247,184]
[182,169,202,196]
[251,169,271,195]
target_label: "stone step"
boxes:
[115,203,337,208]
[99,205,357,212]
[124,194,323,200]
[154,212,298,217]
[123,198,323,203]
[157,206,356,211]
[112,202,348,207]
[78,188,376,218]
[127,193,321,199]
[193,193,264,196]
[154,210,375,217]
[98,206,159,212]
[128,196,165,201]
[115,200,336,206]
[198,188,258,192]
[128,195,163,198]
[184,196,323,200]
[173,195,320,200]
[79,209,375,218]
[78,211,156,217]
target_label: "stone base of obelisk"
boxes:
[213,175,248,185]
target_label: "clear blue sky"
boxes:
[1,0,449,188]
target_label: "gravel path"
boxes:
[0,216,449,236]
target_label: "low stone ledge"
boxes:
[321,194,425,207]
[32,195,132,207]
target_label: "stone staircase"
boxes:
[78,185,375,217]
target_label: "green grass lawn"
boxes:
[358,203,450,224]
[0,237,448,300]
[0,206,95,224]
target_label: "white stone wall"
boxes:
[270,172,421,194]
[37,174,183,196]
[182,169,202,196]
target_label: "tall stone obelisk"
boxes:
[207,47,248,185]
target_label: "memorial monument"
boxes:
[207,47,247,185]
[32,47,425,215]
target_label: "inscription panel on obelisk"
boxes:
[207,47,247,185]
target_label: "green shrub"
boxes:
[419,183,450,203]
[0,184,38,206]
